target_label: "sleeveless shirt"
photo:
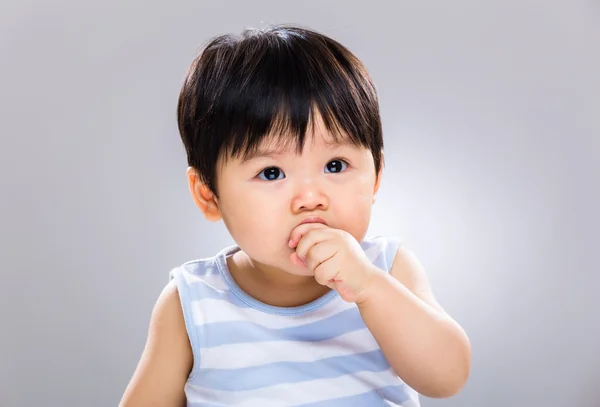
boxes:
[169,235,420,406]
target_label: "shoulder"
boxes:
[147,280,192,355]
[387,242,446,313]
[362,235,445,313]
[169,246,234,283]
[153,279,184,321]
[119,280,192,406]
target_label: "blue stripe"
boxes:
[293,385,412,407]
[200,307,364,348]
[199,350,390,391]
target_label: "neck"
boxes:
[228,250,331,307]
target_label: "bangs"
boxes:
[225,101,351,162]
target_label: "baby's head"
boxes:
[177,25,385,272]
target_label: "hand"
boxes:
[288,223,380,303]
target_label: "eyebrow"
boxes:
[241,138,356,164]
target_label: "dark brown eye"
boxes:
[258,167,285,181]
[325,160,347,173]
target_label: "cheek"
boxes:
[339,175,375,208]
[219,190,286,251]
[333,179,375,240]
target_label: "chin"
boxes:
[267,251,313,276]
[285,265,314,277]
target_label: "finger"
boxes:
[313,260,336,286]
[290,251,307,268]
[289,252,315,276]
[288,222,329,248]
[295,228,334,264]
[305,241,338,282]
[289,222,329,249]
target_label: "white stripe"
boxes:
[190,296,354,328]
[200,327,379,369]
[181,270,230,291]
[186,369,405,406]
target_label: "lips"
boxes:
[298,216,328,226]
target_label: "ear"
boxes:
[373,152,384,204]
[186,167,222,222]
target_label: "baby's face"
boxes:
[214,120,381,275]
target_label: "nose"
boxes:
[290,177,329,213]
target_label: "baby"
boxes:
[120,24,471,407]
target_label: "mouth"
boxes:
[298,216,328,226]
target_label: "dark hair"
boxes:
[177,24,384,196]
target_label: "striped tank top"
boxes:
[169,235,421,406]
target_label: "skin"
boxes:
[120,114,471,406]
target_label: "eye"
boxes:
[257,166,285,181]
[324,159,348,174]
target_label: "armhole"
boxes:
[169,267,202,380]
[384,236,402,273]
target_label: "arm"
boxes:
[119,280,193,407]
[357,246,471,398]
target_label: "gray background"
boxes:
[1,1,598,406]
